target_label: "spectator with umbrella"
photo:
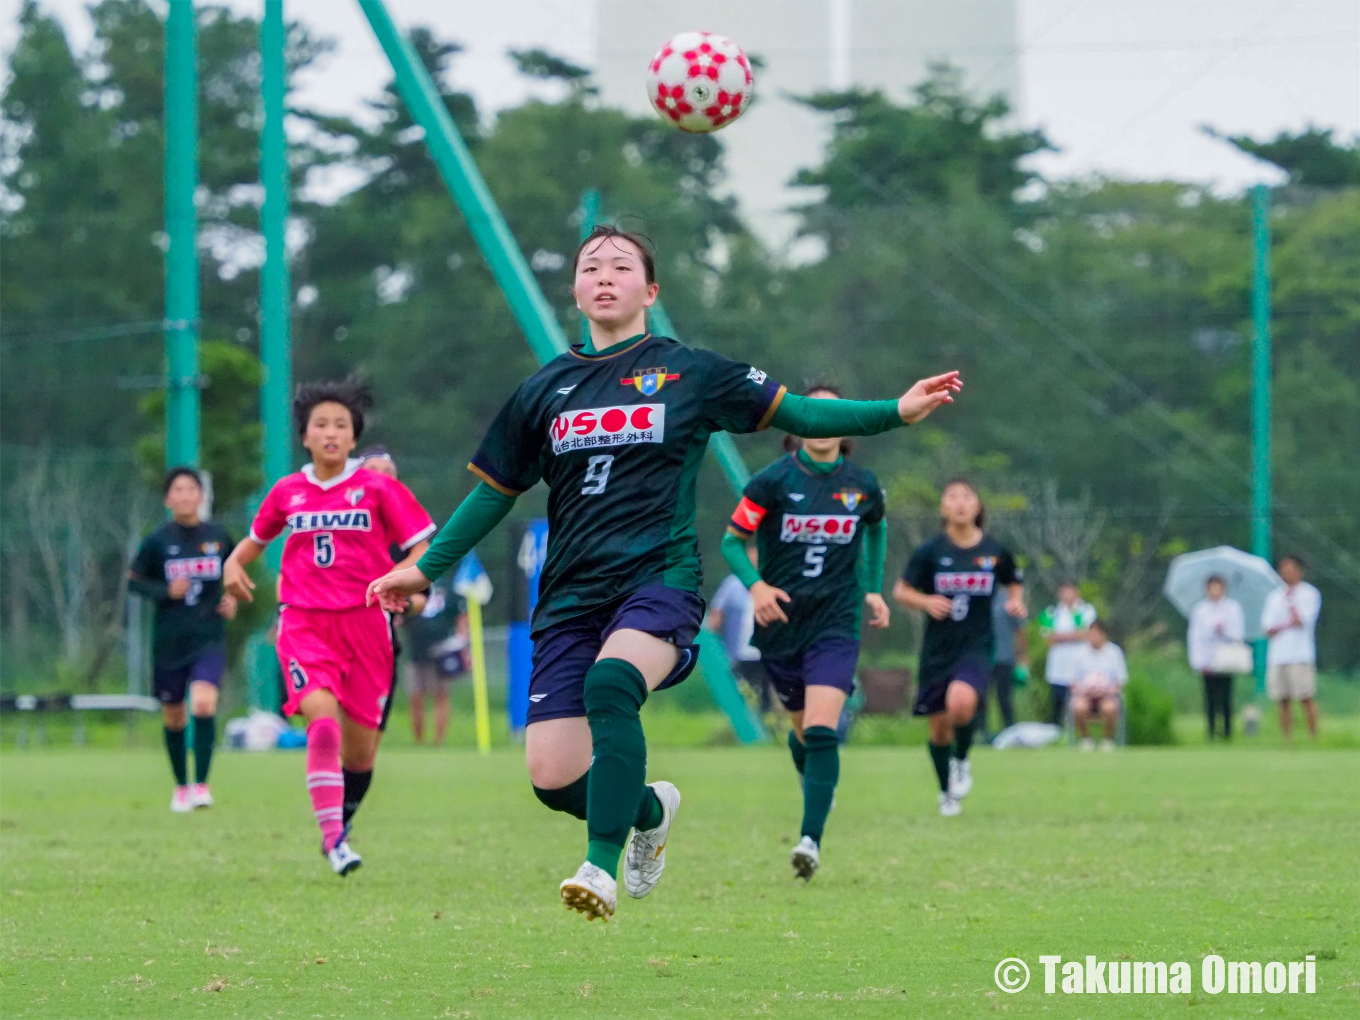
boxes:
[1187,575,1247,740]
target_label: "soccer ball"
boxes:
[646,31,754,133]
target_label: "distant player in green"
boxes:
[368,225,962,920]
[722,386,889,880]
[127,468,237,813]
[894,479,1024,816]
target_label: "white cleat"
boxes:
[948,758,973,799]
[560,861,617,921]
[326,840,362,877]
[170,785,193,813]
[1100,739,1115,752]
[189,783,214,809]
[623,781,680,899]
[1079,737,1095,752]
[938,791,962,817]
[790,835,820,881]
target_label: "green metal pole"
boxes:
[357,0,567,364]
[260,0,291,576]
[1250,183,1272,695]
[164,0,200,468]
[646,303,752,491]
[577,189,600,345]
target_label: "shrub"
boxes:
[1125,674,1175,745]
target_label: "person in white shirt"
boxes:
[1069,621,1127,751]
[1260,555,1322,740]
[706,545,770,712]
[1038,582,1098,725]
[1186,575,1245,741]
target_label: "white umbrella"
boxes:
[1163,546,1283,641]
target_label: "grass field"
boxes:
[2,744,1357,1018]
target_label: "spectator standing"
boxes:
[1069,620,1127,751]
[707,545,771,713]
[1261,555,1322,740]
[402,576,469,745]
[1038,582,1097,725]
[1186,575,1245,740]
[984,590,1027,740]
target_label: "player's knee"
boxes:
[583,658,647,719]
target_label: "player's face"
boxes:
[940,483,980,529]
[1089,628,1107,648]
[573,237,659,329]
[801,389,842,459]
[1279,559,1302,585]
[164,476,202,519]
[1206,579,1226,600]
[303,402,357,468]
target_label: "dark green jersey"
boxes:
[470,333,785,635]
[128,520,235,668]
[729,453,885,658]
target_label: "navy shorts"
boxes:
[153,646,226,705]
[761,636,860,713]
[912,654,989,717]
[526,585,705,725]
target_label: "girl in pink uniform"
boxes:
[224,380,434,875]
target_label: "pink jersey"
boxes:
[249,461,435,610]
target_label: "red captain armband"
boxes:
[729,496,768,535]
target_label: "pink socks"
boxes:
[305,718,344,852]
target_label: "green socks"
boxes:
[534,771,663,832]
[928,742,951,793]
[800,726,839,845]
[192,714,216,784]
[534,772,590,820]
[164,726,188,786]
[787,729,806,775]
[583,658,649,880]
[952,723,974,761]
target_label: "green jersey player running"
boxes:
[721,386,890,881]
[368,225,962,921]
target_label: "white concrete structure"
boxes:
[594,1,1020,254]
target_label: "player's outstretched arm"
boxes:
[222,539,265,602]
[768,371,961,438]
[368,482,516,612]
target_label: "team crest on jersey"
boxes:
[199,542,221,555]
[974,556,997,570]
[345,486,365,507]
[833,490,865,512]
[620,367,680,396]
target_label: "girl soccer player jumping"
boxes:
[223,380,435,875]
[721,386,890,881]
[368,225,961,920]
[894,479,1024,816]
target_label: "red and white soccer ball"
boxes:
[646,31,754,133]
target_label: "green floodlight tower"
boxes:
[1250,184,1273,694]
[163,0,200,469]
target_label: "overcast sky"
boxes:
[4,0,1357,193]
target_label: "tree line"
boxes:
[3,0,1356,688]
